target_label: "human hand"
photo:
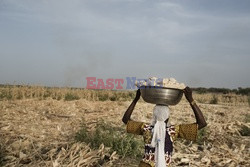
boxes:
[183,86,194,103]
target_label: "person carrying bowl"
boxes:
[122,87,207,167]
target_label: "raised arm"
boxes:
[122,89,141,124]
[183,87,207,130]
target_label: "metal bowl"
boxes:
[140,86,183,105]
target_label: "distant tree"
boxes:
[237,87,250,96]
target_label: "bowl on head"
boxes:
[140,86,183,106]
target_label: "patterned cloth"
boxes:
[126,120,198,167]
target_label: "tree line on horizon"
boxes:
[193,87,250,96]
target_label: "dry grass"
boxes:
[0,85,249,167]
[1,85,249,105]
[0,85,136,102]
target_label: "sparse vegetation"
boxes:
[0,84,250,166]
[109,95,117,101]
[196,98,206,104]
[197,128,208,145]
[245,114,250,123]
[0,89,12,100]
[75,120,144,158]
[209,95,218,104]
[97,93,109,101]
[0,139,6,167]
[0,85,249,106]
[64,93,80,101]
[239,125,250,136]
[0,85,136,102]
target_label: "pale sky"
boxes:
[0,0,250,89]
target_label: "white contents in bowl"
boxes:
[135,77,186,90]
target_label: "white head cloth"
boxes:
[151,105,170,167]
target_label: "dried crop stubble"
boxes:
[0,88,249,166]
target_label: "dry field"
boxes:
[0,86,249,167]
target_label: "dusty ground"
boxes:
[0,96,249,166]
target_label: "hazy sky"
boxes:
[0,0,250,89]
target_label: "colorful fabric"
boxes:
[126,120,198,167]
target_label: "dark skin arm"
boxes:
[122,87,207,130]
[122,89,141,124]
[183,87,207,130]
